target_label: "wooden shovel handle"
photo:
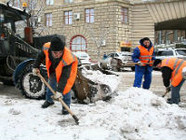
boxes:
[37,73,79,125]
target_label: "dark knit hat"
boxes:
[153,59,162,67]
[50,36,65,51]
[140,37,150,43]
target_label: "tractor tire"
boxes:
[19,63,47,99]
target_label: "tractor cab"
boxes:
[0,2,30,56]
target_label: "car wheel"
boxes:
[19,64,47,99]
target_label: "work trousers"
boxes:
[170,79,185,104]
[133,65,153,89]
[46,73,71,108]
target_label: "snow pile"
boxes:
[0,87,186,140]
[82,69,120,93]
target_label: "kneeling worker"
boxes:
[33,35,78,115]
[154,58,186,104]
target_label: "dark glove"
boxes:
[166,86,171,92]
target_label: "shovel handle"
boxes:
[127,62,153,66]
[37,73,79,125]
[162,91,169,97]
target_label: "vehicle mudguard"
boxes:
[13,58,35,85]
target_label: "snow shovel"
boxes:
[37,73,79,125]
[162,90,170,97]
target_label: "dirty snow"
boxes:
[0,71,186,140]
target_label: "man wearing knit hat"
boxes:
[32,35,78,115]
[132,37,155,89]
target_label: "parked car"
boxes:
[155,48,186,60]
[99,52,135,71]
[73,51,91,65]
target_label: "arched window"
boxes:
[70,35,87,52]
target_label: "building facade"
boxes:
[39,0,132,60]
[1,0,185,61]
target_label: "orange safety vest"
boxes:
[161,58,186,87]
[43,42,78,94]
[138,45,154,66]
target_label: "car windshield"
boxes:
[156,51,173,56]
[176,50,186,55]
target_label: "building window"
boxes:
[121,7,128,24]
[45,13,52,27]
[70,35,87,52]
[46,0,54,5]
[64,0,73,3]
[14,0,21,8]
[64,11,72,25]
[85,8,94,23]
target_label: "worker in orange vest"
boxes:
[132,37,155,89]
[32,35,78,115]
[154,58,186,104]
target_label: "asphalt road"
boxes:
[0,82,24,99]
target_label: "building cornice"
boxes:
[45,0,131,11]
[133,0,185,5]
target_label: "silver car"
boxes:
[99,52,135,71]
[155,48,186,60]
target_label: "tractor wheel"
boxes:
[19,64,47,99]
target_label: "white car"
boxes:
[99,52,135,71]
[155,48,186,60]
[73,51,91,65]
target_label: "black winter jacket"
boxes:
[161,66,173,87]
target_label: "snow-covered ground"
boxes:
[0,70,186,140]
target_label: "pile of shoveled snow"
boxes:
[0,87,186,140]
[81,69,120,93]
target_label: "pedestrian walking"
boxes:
[132,37,155,89]
[103,52,107,60]
[32,35,78,115]
[154,58,186,104]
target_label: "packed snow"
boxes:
[0,70,186,140]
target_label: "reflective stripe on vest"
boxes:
[138,45,154,66]
[161,58,186,87]
[174,60,184,77]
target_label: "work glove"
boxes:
[32,68,40,75]
[52,91,63,100]
[137,61,143,66]
[166,86,171,93]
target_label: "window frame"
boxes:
[70,35,87,52]
[121,7,128,24]
[64,10,73,25]
[14,0,21,8]
[45,13,52,27]
[46,0,54,5]
[85,8,94,23]
[64,0,73,4]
